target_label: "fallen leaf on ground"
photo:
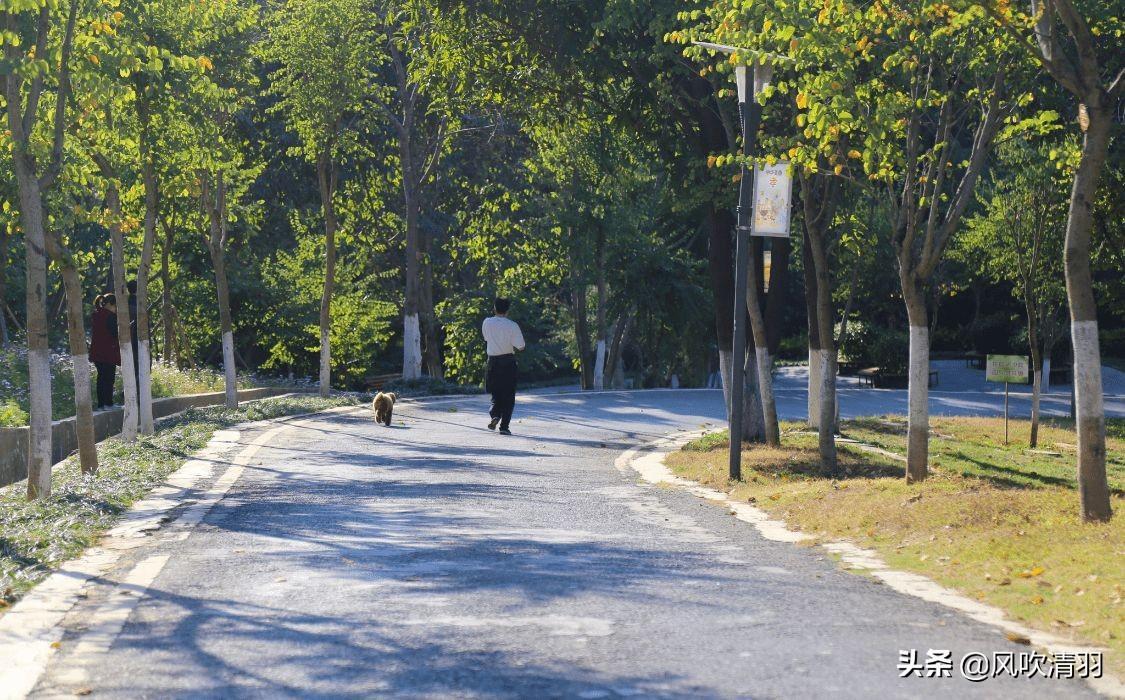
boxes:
[1030,595,1044,605]
[1005,631,1031,644]
[74,688,92,696]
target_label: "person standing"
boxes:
[482,298,525,435]
[89,294,120,410]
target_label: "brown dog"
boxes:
[372,391,397,426]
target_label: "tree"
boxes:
[683,0,1024,479]
[3,0,81,497]
[259,0,376,396]
[981,0,1122,521]
[962,143,1068,448]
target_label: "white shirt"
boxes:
[482,316,525,356]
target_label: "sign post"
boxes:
[986,354,1029,444]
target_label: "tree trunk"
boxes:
[202,172,237,409]
[420,228,442,379]
[803,230,822,428]
[318,153,338,395]
[106,181,139,442]
[809,240,838,476]
[1024,283,1042,448]
[606,308,633,390]
[46,236,98,474]
[902,279,930,483]
[567,248,594,389]
[742,344,766,441]
[707,207,736,419]
[13,161,53,497]
[592,225,607,390]
[161,217,174,366]
[401,130,423,380]
[135,154,157,433]
[1064,107,1112,522]
[745,256,779,446]
[762,238,791,356]
[0,231,9,347]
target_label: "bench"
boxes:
[362,373,400,390]
[857,367,939,388]
[857,367,880,387]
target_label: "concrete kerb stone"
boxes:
[0,403,360,700]
[617,430,1124,699]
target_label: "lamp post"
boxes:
[693,41,790,481]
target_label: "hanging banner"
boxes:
[751,160,793,238]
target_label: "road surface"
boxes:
[31,391,1099,698]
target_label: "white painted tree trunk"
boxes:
[222,330,237,408]
[137,340,154,434]
[593,339,606,391]
[27,347,52,497]
[906,325,930,482]
[743,350,765,441]
[402,313,422,380]
[718,349,732,421]
[1071,320,1107,517]
[1042,358,1051,392]
[69,352,96,472]
[319,327,331,397]
[808,348,825,428]
[118,342,139,442]
[754,347,778,442]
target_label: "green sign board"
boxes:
[986,354,1029,384]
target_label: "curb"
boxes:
[617,430,1124,699]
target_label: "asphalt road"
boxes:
[32,390,1099,698]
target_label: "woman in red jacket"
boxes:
[89,294,120,410]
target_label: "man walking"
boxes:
[482,298,525,435]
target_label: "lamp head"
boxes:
[734,65,748,104]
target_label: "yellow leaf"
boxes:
[833,164,844,175]
[87,54,100,65]
[1030,566,1044,576]
[1030,595,1044,605]
[111,11,124,22]
[847,149,862,159]
[197,56,213,71]
[796,92,808,109]
[790,39,798,52]
[706,154,717,169]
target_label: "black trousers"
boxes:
[95,362,116,408]
[486,355,518,430]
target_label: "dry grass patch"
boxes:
[666,419,1125,676]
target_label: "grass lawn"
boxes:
[667,417,1125,675]
[0,395,359,608]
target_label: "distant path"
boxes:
[31,392,1094,698]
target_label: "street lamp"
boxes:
[693,41,792,481]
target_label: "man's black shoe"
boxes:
[499,427,512,435]
[488,417,500,430]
